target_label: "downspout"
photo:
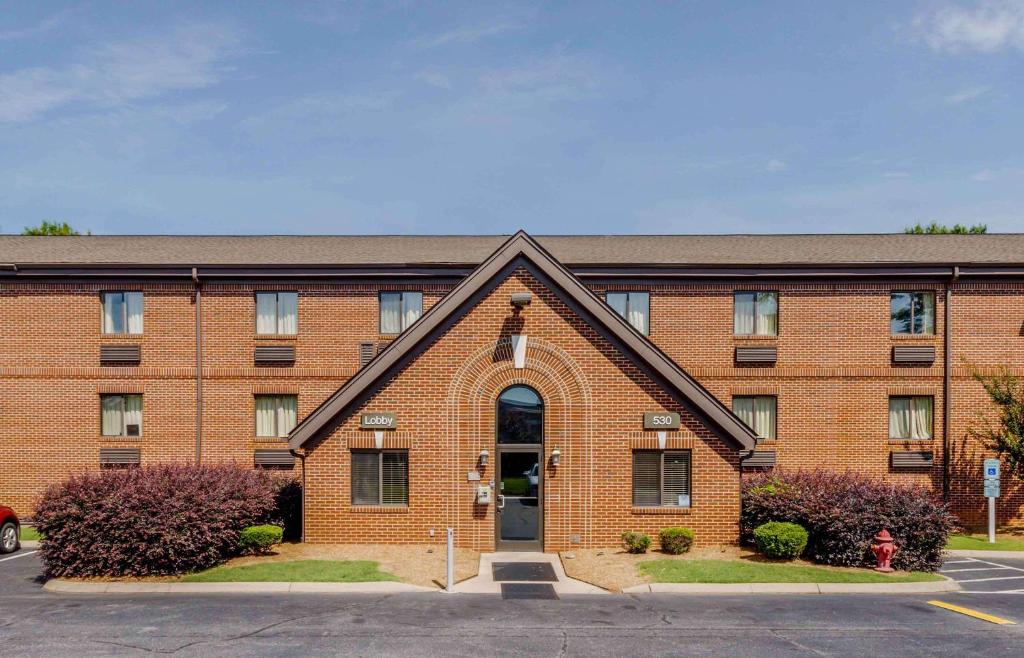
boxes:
[193,267,203,464]
[943,266,958,502]
[289,448,307,542]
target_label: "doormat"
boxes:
[501,583,558,600]
[492,562,558,582]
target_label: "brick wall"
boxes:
[1,273,1022,537]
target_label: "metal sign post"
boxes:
[445,527,455,592]
[983,459,1000,544]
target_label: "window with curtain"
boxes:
[378,292,422,334]
[255,292,298,335]
[889,396,933,440]
[101,394,143,437]
[606,291,650,335]
[102,292,144,334]
[890,292,935,335]
[351,450,408,506]
[734,292,778,336]
[632,450,691,507]
[732,395,777,440]
[254,395,298,438]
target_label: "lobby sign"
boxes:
[360,412,397,430]
[643,412,680,430]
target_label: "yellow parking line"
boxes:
[928,600,1016,625]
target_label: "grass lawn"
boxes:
[638,559,943,584]
[20,526,41,541]
[947,534,1024,552]
[182,560,399,583]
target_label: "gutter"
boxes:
[289,448,307,542]
[193,267,203,464]
[943,266,959,502]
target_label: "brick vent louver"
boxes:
[735,346,777,364]
[100,344,141,364]
[892,345,936,364]
[891,451,934,469]
[254,449,295,467]
[99,448,140,465]
[742,450,776,469]
[254,345,295,366]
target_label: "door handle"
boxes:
[497,494,505,511]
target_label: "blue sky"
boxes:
[1,1,1023,235]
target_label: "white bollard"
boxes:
[989,497,996,544]
[446,527,454,592]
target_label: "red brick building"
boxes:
[1,231,1021,551]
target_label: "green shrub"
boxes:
[659,527,696,555]
[753,521,808,560]
[621,531,652,554]
[239,525,283,555]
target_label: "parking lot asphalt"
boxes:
[2,550,1022,657]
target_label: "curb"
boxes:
[622,577,960,595]
[947,549,1024,559]
[20,540,39,549]
[43,579,436,594]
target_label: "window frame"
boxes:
[733,291,779,337]
[890,291,935,336]
[631,449,692,508]
[351,449,409,507]
[254,394,298,438]
[100,394,143,437]
[605,290,651,335]
[378,291,424,335]
[101,291,144,335]
[888,395,934,440]
[732,395,778,441]
[254,291,299,335]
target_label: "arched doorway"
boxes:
[495,385,544,551]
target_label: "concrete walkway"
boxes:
[44,579,434,594]
[454,551,606,594]
[623,579,960,594]
[947,549,1024,559]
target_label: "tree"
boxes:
[22,221,82,236]
[904,222,987,235]
[970,366,1024,478]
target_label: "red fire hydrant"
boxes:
[871,529,897,573]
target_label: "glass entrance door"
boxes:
[496,450,542,550]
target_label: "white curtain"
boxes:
[606,292,628,318]
[756,292,778,336]
[380,293,402,334]
[734,396,776,439]
[125,292,143,334]
[103,293,124,334]
[256,294,277,334]
[919,293,935,335]
[401,292,422,330]
[890,396,931,439]
[628,292,649,335]
[277,396,297,436]
[734,293,755,335]
[255,396,277,436]
[101,396,122,435]
[123,395,142,435]
[277,292,298,334]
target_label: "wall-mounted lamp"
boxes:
[550,447,561,467]
[510,292,532,309]
[478,449,489,467]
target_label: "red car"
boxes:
[0,506,20,554]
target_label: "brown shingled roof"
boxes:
[1,233,1022,266]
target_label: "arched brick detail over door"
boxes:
[446,336,593,551]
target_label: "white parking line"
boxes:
[961,558,1024,573]
[957,575,1024,584]
[0,550,37,563]
[943,567,1013,573]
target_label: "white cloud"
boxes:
[914,1,1024,52]
[945,85,991,104]
[972,168,995,180]
[416,69,453,90]
[0,7,78,41]
[477,54,602,105]
[0,24,242,123]
[765,158,788,172]
[415,19,522,48]
[884,170,911,178]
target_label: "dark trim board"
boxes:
[288,231,758,452]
